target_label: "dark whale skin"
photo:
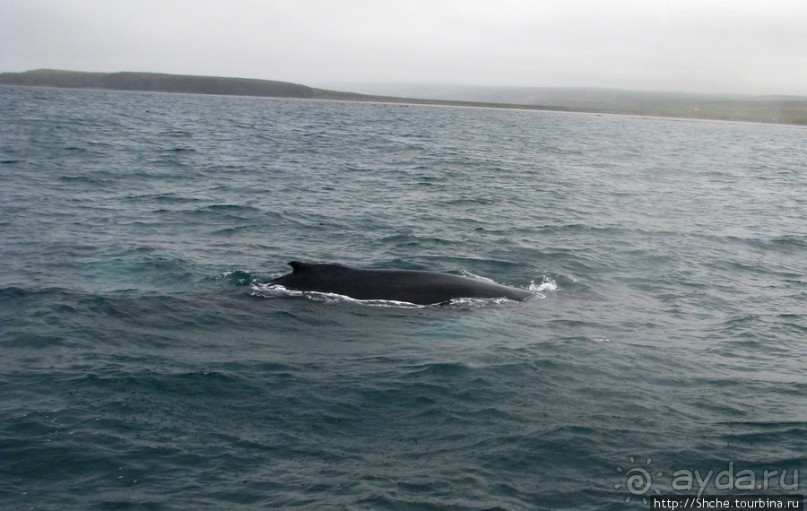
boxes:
[268,261,533,305]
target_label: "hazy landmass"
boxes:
[2,69,806,125]
[324,82,807,126]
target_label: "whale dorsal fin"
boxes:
[288,261,349,273]
[288,261,310,273]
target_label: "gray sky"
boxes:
[2,0,806,95]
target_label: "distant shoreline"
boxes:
[2,69,805,126]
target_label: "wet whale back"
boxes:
[269,261,532,305]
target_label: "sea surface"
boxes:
[1,86,805,510]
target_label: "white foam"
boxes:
[530,276,558,293]
[249,284,425,308]
[248,284,533,308]
[443,296,527,307]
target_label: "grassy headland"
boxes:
[2,69,805,125]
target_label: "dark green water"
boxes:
[1,86,804,510]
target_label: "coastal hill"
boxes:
[0,69,337,99]
[2,69,805,125]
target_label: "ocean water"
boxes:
[0,86,804,510]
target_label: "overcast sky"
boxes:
[2,0,806,95]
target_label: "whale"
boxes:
[268,261,534,305]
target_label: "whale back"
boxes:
[269,261,532,305]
